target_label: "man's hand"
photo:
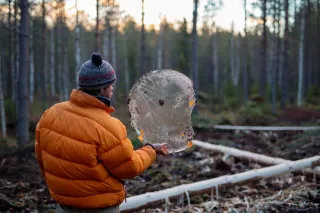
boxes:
[149,143,168,156]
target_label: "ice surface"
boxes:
[128,69,196,153]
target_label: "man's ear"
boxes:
[101,87,107,92]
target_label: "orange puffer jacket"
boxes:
[35,89,156,208]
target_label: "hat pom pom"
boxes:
[91,53,102,66]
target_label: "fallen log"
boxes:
[213,125,320,131]
[192,140,320,175]
[120,156,320,212]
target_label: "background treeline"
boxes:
[0,0,319,145]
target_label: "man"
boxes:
[35,53,167,213]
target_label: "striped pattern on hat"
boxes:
[78,53,116,89]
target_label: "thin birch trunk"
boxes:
[317,0,320,86]
[17,0,29,145]
[103,16,110,61]
[267,41,273,86]
[11,37,15,101]
[58,11,63,101]
[42,0,47,102]
[213,27,218,92]
[123,32,130,95]
[235,35,240,86]
[29,18,35,103]
[45,36,49,92]
[278,38,284,88]
[13,0,18,102]
[111,25,117,102]
[191,0,199,112]
[111,26,117,72]
[271,0,278,113]
[277,0,282,88]
[140,0,145,75]
[230,21,235,85]
[75,0,80,87]
[243,0,248,102]
[297,5,305,107]
[63,32,69,101]
[95,0,100,52]
[281,0,289,108]
[8,0,13,100]
[157,16,163,69]
[50,28,56,96]
[260,0,267,97]
[0,52,6,138]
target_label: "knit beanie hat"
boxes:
[78,53,116,90]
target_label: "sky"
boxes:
[67,0,246,32]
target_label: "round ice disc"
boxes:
[128,69,196,153]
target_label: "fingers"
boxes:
[162,144,168,154]
[158,147,169,156]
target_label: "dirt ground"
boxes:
[124,129,320,213]
[0,127,319,213]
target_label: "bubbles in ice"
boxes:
[128,69,196,153]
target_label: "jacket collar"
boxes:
[70,89,115,113]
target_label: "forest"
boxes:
[0,0,320,212]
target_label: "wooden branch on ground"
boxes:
[213,125,320,131]
[192,140,320,175]
[119,156,320,212]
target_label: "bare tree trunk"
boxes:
[317,0,320,86]
[235,35,240,86]
[192,0,199,112]
[213,27,219,92]
[95,0,100,52]
[0,52,6,138]
[75,0,80,87]
[104,16,110,61]
[111,25,117,103]
[278,39,284,88]
[17,0,29,145]
[260,0,267,97]
[108,19,112,63]
[7,0,13,100]
[111,26,117,72]
[297,4,305,107]
[29,18,35,103]
[41,0,47,108]
[50,28,56,96]
[157,18,163,69]
[63,21,68,101]
[304,0,311,94]
[243,0,248,103]
[63,44,69,101]
[123,32,130,96]
[271,0,278,113]
[58,4,63,101]
[13,0,18,102]
[10,0,15,102]
[281,0,289,108]
[45,36,49,92]
[267,41,273,86]
[140,0,145,75]
[230,21,235,85]
[277,0,282,89]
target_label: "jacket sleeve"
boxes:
[98,120,156,180]
[35,113,46,178]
